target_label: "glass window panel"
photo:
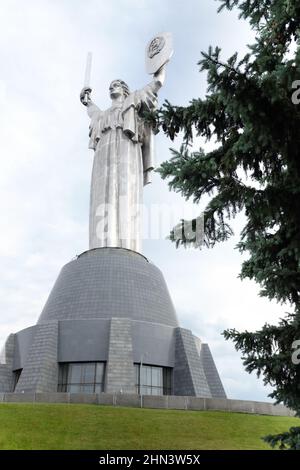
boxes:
[135,365,173,396]
[158,373,163,388]
[164,369,170,393]
[69,364,82,383]
[163,368,172,395]
[69,384,81,393]
[163,368,166,388]
[140,366,147,386]
[168,369,172,388]
[58,366,63,385]
[151,368,158,386]
[95,384,104,394]
[160,372,164,387]
[58,364,68,385]
[152,368,162,387]
[134,364,139,386]
[96,363,105,383]
[83,363,96,383]
[145,366,151,386]
[140,366,145,385]
[63,364,69,384]
[81,384,94,393]
[58,362,106,394]
[58,383,67,392]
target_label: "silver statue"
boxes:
[80,34,172,253]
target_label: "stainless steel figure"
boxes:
[80,39,168,253]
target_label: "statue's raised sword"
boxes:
[82,51,93,105]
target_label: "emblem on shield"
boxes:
[148,36,166,59]
[145,32,173,74]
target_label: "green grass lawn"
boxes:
[0,403,298,450]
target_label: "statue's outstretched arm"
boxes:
[138,64,167,112]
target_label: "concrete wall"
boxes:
[0,366,12,392]
[105,318,136,394]
[11,319,227,397]
[15,322,59,393]
[0,392,294,417]
[58,319,110,362]
[13,326,36,370]
[1,248,227,397]
[10,319,227,398]
[0,334,15,392]
[173,328,211,397]
[200,343,227,399]
[131,321,175,367]
[14,319,177,368]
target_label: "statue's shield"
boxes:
[145,32,173,74]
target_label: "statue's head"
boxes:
[109,79,130,100]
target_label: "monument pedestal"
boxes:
[0,248,226,398]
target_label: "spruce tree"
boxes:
[155,0,300,449]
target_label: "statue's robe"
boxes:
[87,82,157,252]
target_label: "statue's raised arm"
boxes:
[152,64,166,92]
[124,64,167,186]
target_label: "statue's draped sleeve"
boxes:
[122,82,158,185]
[87,103,102,150]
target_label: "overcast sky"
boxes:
[0,0,288,401]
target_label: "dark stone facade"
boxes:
[0,248,226,398]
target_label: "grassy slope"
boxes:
[0,403,298,450]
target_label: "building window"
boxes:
[135,364,172,396]
[58,362,105,393]
[13,369,22,391]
